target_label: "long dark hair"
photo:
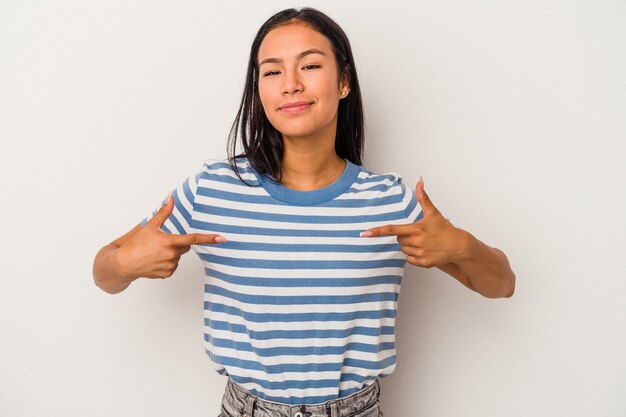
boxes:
[227,7,364,183]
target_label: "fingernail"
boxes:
[165,192,172,205]
[418,176,423,184]
[215,236,228,243]
[360,231,374,237]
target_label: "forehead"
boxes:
[258,22,334,62]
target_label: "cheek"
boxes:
[258,86,281,128]
[317,77,342,103]
[257,83,267,103]
[258,85,273,113]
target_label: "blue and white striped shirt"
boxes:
[141,158,422,405]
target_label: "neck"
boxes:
[280,141,346,192]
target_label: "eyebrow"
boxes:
[259,48,326,67]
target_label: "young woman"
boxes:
[93,7,515,417]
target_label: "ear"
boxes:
[339,68,350,93]
[339,78,351,99]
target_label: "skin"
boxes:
[92,192,226,294]
[93,21,515,298]
[257,21,350,191]
[363,178,515,298]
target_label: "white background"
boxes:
[1,1,624,416]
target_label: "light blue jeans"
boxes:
[218,378,384,417]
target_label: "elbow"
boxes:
[486,250,516,299]
[92,258,103,290]
[500,284,515,299]
[93,269,124,295]
[502,268,516,298]
[505,274,516,298]
[92,252,107,293]
[92,249,123,295]
[478,271,515,299]
[92,266,111,294]
[93,274,123,295]
[489,271,516,299]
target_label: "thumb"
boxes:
[147,191,174,229]
[415,177,437,217]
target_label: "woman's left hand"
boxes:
[361,177,516,298]
[361,177,470,269]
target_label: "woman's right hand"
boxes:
[93,193,227,294]
[112,193,227,281]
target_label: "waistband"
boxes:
[221,378,381,417]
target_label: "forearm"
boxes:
[92,244,136,294]
[445,230,516,298]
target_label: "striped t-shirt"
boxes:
[140,158,423,405]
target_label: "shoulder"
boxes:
[355,165,422,221]
[355,165,407,194]
[199,157,261,186]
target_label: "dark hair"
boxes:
[227,7,364,183]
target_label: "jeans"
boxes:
[218,378,384,417]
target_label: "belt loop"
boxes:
[330,402,338,417]
[325,402,336,417]
[242,394,256,417]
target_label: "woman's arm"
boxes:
[92,225,142,294]
[361,179,515,298]
[436,230,515,298]
[92,194,226,294]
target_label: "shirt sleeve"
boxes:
[400,181,424,223]
[139,169,203,235]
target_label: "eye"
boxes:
[303,64,321,70]
[263,70,280,77]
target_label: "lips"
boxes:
[279,101,313,114]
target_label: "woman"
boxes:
[93,7,515,417]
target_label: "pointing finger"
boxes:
[360,223,416,237]
[169,233,228,247]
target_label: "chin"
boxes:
[276,122,337,140]
[273,124,316,139]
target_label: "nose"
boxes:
[282,68,303,95]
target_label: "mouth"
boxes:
[279,102,313,114]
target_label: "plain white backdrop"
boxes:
[1,1,624,416]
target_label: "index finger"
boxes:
[169,233,227,247]
[360,223,415,237]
